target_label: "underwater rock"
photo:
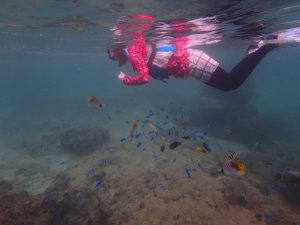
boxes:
[0,180,109,225]
[59,127,109,156]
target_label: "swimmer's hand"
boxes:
[118,72,126,81]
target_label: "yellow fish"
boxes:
[87,96,103,108]
[145,120,158,134]
[220,160,246,176]
[195,146,208,155]
[130,120,140,137]
[176,120,190,127]
[219,151,246,176]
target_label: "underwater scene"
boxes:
[1,0,300,225]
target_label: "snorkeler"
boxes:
[107,14,300,91]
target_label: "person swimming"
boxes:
[107,14,300,91]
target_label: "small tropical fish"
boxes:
[134,133,141,139]
[171,158,176,164]
[169,141,181,149]
[176,120,189,127]
[120,137,126,143]
[185,168,191,178]
[86,168,96,178]
[202,131,208,136]
[182,135,191,140]
[145,120,158,134]
[130,119,140,137]
[95,177,104,189]
[136,142,142,149]
[202,142,212,152]
[197,163,203,169]
[216,144,223,149]
[157,183,167,189]
[264,212,272,223]
[262,160,273,166]
[219,151,246,176]
[220,160,246,176]
[196,146,208,155]
[21,184,30,189]
[160,144,165,152]
[87,96,103,108]
[152,153,158,160]
[146,112,154,118]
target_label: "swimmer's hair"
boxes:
[107,44,127,66]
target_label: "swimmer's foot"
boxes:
[247,27,300,54]
[247,34,278,54]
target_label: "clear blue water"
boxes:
[0,1,300,225]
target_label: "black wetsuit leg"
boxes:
[207,44,277,91]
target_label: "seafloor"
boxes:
[0,94,299,225]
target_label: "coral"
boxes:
[0,180,109,225]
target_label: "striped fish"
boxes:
[220,151,246,176]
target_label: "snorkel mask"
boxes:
[107,48,116,60]
[107,45,127,66]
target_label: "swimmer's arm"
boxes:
[121,46,150,85]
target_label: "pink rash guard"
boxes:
[119,15,219,85]
[122,39,150,85]
[121,14,154,85]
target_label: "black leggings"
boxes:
[207,44,277,91]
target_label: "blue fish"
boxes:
[134,133,141,139]
[217,144,223,149]
[99,159,111,166]
[152,153,158,160]
[197,163,203,169]
[202,142,211,152]
[21,184,30,189]
[262,160,273,165]
[136,142,142,148]
[264,212,272,223]
[185,168,191,178]
[59,161,65,165]
[95,177,104,189]
[148,112,154,117]
[202,131,208,136]
[171,158,176,164]
[191,158,196,165]
[157,183,167,189]
[120,137,126,143]
[86,168,95,178]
